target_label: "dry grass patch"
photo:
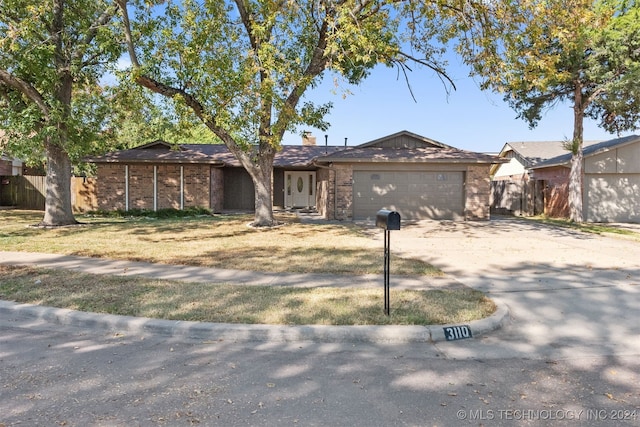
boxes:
[0,266,495,325]
[0,210,440,276]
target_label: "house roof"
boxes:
[315,146,501,164]
[316,130,502,164]
[530,134,640,169]
[86,140,345,167]
[497,140,605,168]
[86,131,504,167]
[356,130,453,149]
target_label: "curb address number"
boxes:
[444,325,472,341]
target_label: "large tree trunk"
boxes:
[568,148,583,223]
[247,147,276,227]
[40,139,77,226]
[569,89,585,223]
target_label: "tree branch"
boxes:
[0,69,50,117]
[71,1,120,64]
[116,0,140,68]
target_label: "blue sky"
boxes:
[282,62,623,153]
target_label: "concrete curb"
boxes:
[0,299,510,344]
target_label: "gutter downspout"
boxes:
[180,165,184,210]
[153,165,158,211]
[125,165,129,211]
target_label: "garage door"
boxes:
[353,171,465,220]
[585,174,640,222]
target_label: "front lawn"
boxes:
[0,210,440,276]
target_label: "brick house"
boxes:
[530,135,640,223]
[490,139,612,217]
[86,131,503,221]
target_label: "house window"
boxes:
[309,174,313,196]
[297,177,304,193]
[287,174,291,196]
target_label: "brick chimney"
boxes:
[302,132,316,146]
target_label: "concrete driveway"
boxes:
[385,217,640,359]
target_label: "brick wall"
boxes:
[129,164,155,209]
[96,164,127,211]
[316,167,333,219]
[533,166,570,218]
[157,164,181,209]
[334,164,353,220]
[183,164,210,208]
[465,165,491,220]
[96,163,212,211]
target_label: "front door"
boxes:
[285,171,316,208]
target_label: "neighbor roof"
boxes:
[498,140,604,168]
[530,134,640,169]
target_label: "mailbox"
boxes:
[376,209,401,231]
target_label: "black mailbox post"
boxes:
[376,209,401,315]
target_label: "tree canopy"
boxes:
[118,0,466,226]
[0,0,123,225]
[457,0,640,221]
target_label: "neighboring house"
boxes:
[86,130,503,221]
[531,135,640,223]
[0,155,23,176]
[490,140,601,217]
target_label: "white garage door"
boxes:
[585,174,640,222]
[353,171,465,220]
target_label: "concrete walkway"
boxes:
[0,251,507,343]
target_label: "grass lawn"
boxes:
[0,210,438,275]
[0,265,495,326]
[0,209,496,325]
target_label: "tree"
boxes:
[0,0,122,226]
[117,0,465,226]
[457,0,640,222]
[106,80,221,149]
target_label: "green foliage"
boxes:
[118,0,471,225]
[457,0,640,133]
[104,79,222,149]
[87,207,213,219]
[121,0,464,150]
[0,0,123,163]
[455,0,640,222]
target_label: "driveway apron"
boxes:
[387,217,640,359]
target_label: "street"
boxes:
[2,311,639,426]
[2,218,640,426]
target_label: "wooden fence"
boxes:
[0,175,98,212]
[491,179,544,217]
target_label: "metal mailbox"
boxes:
[376,209,401,316]
[376,209,401,231]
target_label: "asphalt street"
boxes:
[2,217,640,426]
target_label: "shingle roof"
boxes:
[315,146,502,164]
[530,134,640,169]
[86,131,504,167]
[356,130,453,149]
[86,142,345,167]
[500,140,604,167]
